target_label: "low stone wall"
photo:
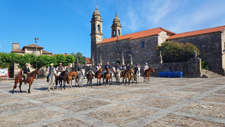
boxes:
[152,58,201,77]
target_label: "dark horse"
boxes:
[143,67,155,83]
[12,69,40,93]
[95,68,103,85]
[55,71,68,89]
[86,70,94,87]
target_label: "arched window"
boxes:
[118,30,120,35]
[98,25,101,31]
[114,30,116,36]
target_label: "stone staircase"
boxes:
[201,69,223,78]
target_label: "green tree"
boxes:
[156,41,200,63]
[55,54,66,66]
[75,52,85,64]
[65,55,75,65]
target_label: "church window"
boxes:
[98,25,101,31]
[118,30,120,35]
[141,41,145,48]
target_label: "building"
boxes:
[11,43,52,56]
[90,7,225,75]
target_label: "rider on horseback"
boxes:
[143,63,149,72]
[56,63,65,76]
[22,63,30,84]
[134,64,138,75]
[87,64,95,75]
[76,63,83,74]
[47,63,55,82]
[104,62,112,77]
[95,63,102,78]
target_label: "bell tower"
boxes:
[111,13,122,37]
[91,6,103,65]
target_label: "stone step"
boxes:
[201,69,223,78]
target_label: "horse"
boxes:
[67,71,77,88]
[55,71,68,89]
[95,68,103,85]
[133,67,141,83]
[143,67,155,83]
[86,70,94,87]
[124,68,134,85]
[103,68,112,85]
[120,69,126,83]
[47,69,57,92]
[75,69,85,87]
[114,68,120,84]
[12,69,40,93]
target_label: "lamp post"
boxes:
[34,37,39,80]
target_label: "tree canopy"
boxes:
[156,41,200,63]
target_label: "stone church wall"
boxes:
[169,32,224,75]
[96,35,160,67]
[152,58,201,77]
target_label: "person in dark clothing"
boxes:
[104,62,112,77]
[126,62,131,70]
[23,63,30,84]
[134,64,138,75]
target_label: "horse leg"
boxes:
[19,81,23,93]
[91,79,92,87]
[28,82,32,93]
[12,80,19,93]
[48,78,52,91]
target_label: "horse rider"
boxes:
[143,63,149,72]
[121,63,126,70]
[87,64,95,75]
[115,63,120,70]
[22,63,30,84]
[56,63,65,76]
[95,63,102,78]
[104,62,112,77]
[134,64,139,75]
[126,62,131,70]
[47,63,56,82]
[76,63,83,74]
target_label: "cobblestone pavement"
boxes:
[0,77,225,127]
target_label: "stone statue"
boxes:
[194,50,197,59]
[159,51,163,64]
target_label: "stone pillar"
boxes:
[121,53,125,65]
[100,55,102,65]
[92,56,95,66]
[159,51,163,64]
[130,54,133,66]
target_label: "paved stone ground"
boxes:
[0,77,225,127]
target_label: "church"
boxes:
[91,7,225,75]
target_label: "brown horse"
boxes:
[143,67,155,83]
[86,70,94,87]
[67,71,77,88]
[124,68,134,85]
[103,68,111,85]
[95,68,103,85]
[12,69,40,93]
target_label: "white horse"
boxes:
[75,69,84,87]
[134,67,140,83]
[114,68,120,84]
[46,69,57,91]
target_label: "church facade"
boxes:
[91,7,225,75]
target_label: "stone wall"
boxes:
[152,58,201,77]
[97,35,160,66]
[169,32,224,75]
[12,43,20,50]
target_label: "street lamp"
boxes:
[34,37,39,80]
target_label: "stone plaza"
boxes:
[0,77,225,127]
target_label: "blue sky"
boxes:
[0,0,225,57]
